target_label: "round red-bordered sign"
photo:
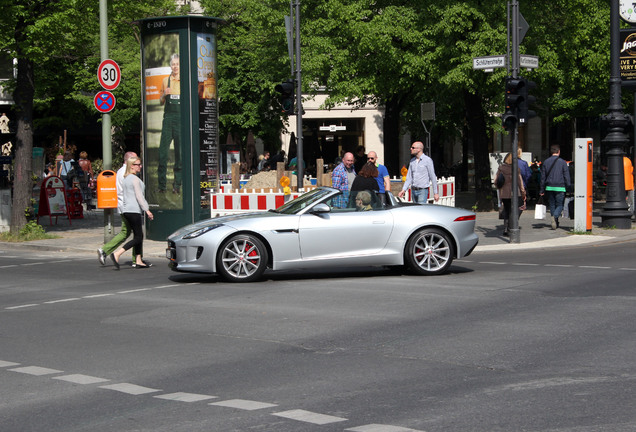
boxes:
[97,59,121,91]
[94,91,116,113]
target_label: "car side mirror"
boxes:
[311,203,331,214]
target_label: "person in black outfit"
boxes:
[353,145,367,173]
[350,162,380,192]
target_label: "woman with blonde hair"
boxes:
[111,157,154,269]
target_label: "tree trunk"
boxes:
[382,95,403,177]
[463,89,495,211]
[10,57,35,234]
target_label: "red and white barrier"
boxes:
[211,190,299,217]
[212,177,456,217]
[401,177,455,207]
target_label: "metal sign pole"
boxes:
[294,0,304,190]
[509,0,520,243]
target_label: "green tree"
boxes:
[0,0,178,232]
[201,0,291,154]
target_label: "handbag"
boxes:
[534,197,546,220]
[495,172,505,189]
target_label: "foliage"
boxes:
[0,220,57,242]
[200,0,291,150]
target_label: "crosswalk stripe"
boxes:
[272,409,347,425]
[210,399,278,410]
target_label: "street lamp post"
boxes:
[600,0,632,228]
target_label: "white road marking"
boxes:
[117,288,151,294]
[210,399,278,410]
[511,262,540,266]
[619,268,636,271]
[154,392,217,402]
[22,262,45,266]
[0,265,18,268]
[100,383,162,395]
[272,409,347,425]
[154,284,180,289]
[545,264,573,267]
[5,304,38,310]
[0,360,20,367]
[9,366,63,376]
[346,425,425,432]
[53,374,110,384]
[478,261,507,265]
[578,265,611,269]
[44,298,81,304]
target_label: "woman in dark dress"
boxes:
[350,162,380,192]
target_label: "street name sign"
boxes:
[520,55,539,69]
[472,55,506,72]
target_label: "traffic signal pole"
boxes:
[293,0,303,190]
[509,0,521,243]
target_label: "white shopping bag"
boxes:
[534,203,546,220]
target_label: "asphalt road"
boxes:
[2,241,636,432]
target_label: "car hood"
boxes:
[168,211,282,239]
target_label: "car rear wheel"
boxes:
[405,228,454,275]
[217,234,268,282]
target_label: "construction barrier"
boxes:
[210,177,455,217]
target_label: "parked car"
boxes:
[166,187,478,282]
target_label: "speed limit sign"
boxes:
[97,59,121,91]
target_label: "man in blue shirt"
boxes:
[398,141,439,204]
[367,151,390,194]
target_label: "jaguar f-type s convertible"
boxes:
[166,187,478,282]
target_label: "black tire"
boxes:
[216,234,268,282]
[405,228,454,275]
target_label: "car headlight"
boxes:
[182,224,222,239]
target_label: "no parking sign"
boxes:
[94,91,116,113]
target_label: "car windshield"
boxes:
[272,188,334,215]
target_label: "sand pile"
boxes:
[243,171,312,190]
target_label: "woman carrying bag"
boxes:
[496,152,526,236]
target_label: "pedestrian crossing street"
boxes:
[0,359,424,432]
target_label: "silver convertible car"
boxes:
[166,187,478,282]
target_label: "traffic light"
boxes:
[502,76,523,131]
[274,79,295,115]
[518,78,536,124]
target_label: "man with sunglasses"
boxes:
[398,141,439,204]
[367,151,390,197]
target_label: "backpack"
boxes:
[495,172,505,189]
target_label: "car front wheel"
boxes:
[405,228,454,275]
[217,234,268,282]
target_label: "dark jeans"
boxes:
[546,190,565,219]
[121,212,144,258]
[158,112,182,190]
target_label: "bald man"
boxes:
[398,141,439,204]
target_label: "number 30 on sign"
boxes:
[97,59,121,91]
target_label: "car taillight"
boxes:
[454,215,476,222]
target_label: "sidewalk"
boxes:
[1,192,635,257]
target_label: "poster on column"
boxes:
[143,32,183,210]
[197,32,219,209]
[620,29,636,87]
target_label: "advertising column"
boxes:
[139,16,222,240]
